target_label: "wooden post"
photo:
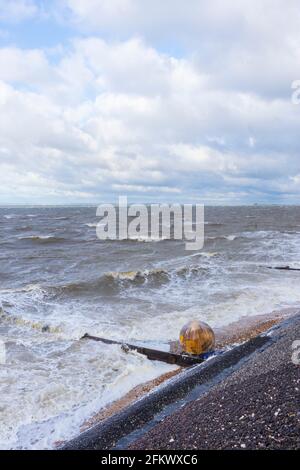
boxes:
[265,265,300,271]
[81,334,207,367]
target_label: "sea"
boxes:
[1,205,300,449]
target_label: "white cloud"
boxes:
[64,0,300,99]
[0,0,37,23]
[0,47,52,84]
[1,2,300,203]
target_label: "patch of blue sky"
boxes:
[0,18,72,53]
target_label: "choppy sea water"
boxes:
[1,205,300,449]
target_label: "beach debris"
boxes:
[82,320,217,367]
[179,320,215,355]
[264,265,300,271]
[82,334,206,367]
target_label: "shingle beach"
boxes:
[63,312,300,450]
[130,314,300,450]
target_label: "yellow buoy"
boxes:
[179,320,215,355]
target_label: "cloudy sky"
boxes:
[0,0,300,204]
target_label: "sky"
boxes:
[0,0,300,205]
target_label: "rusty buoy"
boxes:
[179,320,215,355]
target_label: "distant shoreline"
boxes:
[2,203,300,208]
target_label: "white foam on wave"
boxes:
[17,235,66,244]
[1,283,45,294]
[125,280,300,343]
[238,230,279,239]
[0,334,177,449]
[225,235,237,241]
[207,230,284,242]
[85,223,98,228]
[106,268,168,282]
[83,225,167,242]
[122,235,168,243]
[192,251,219,258]
[207,234,237,241]
[18,235,53,240]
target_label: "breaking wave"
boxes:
[53,268,171,296]
[106,268,169,282]
[0,307,62,335]
[0,261,214,305]
[206,231,281,243]
[207,234,237,242]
